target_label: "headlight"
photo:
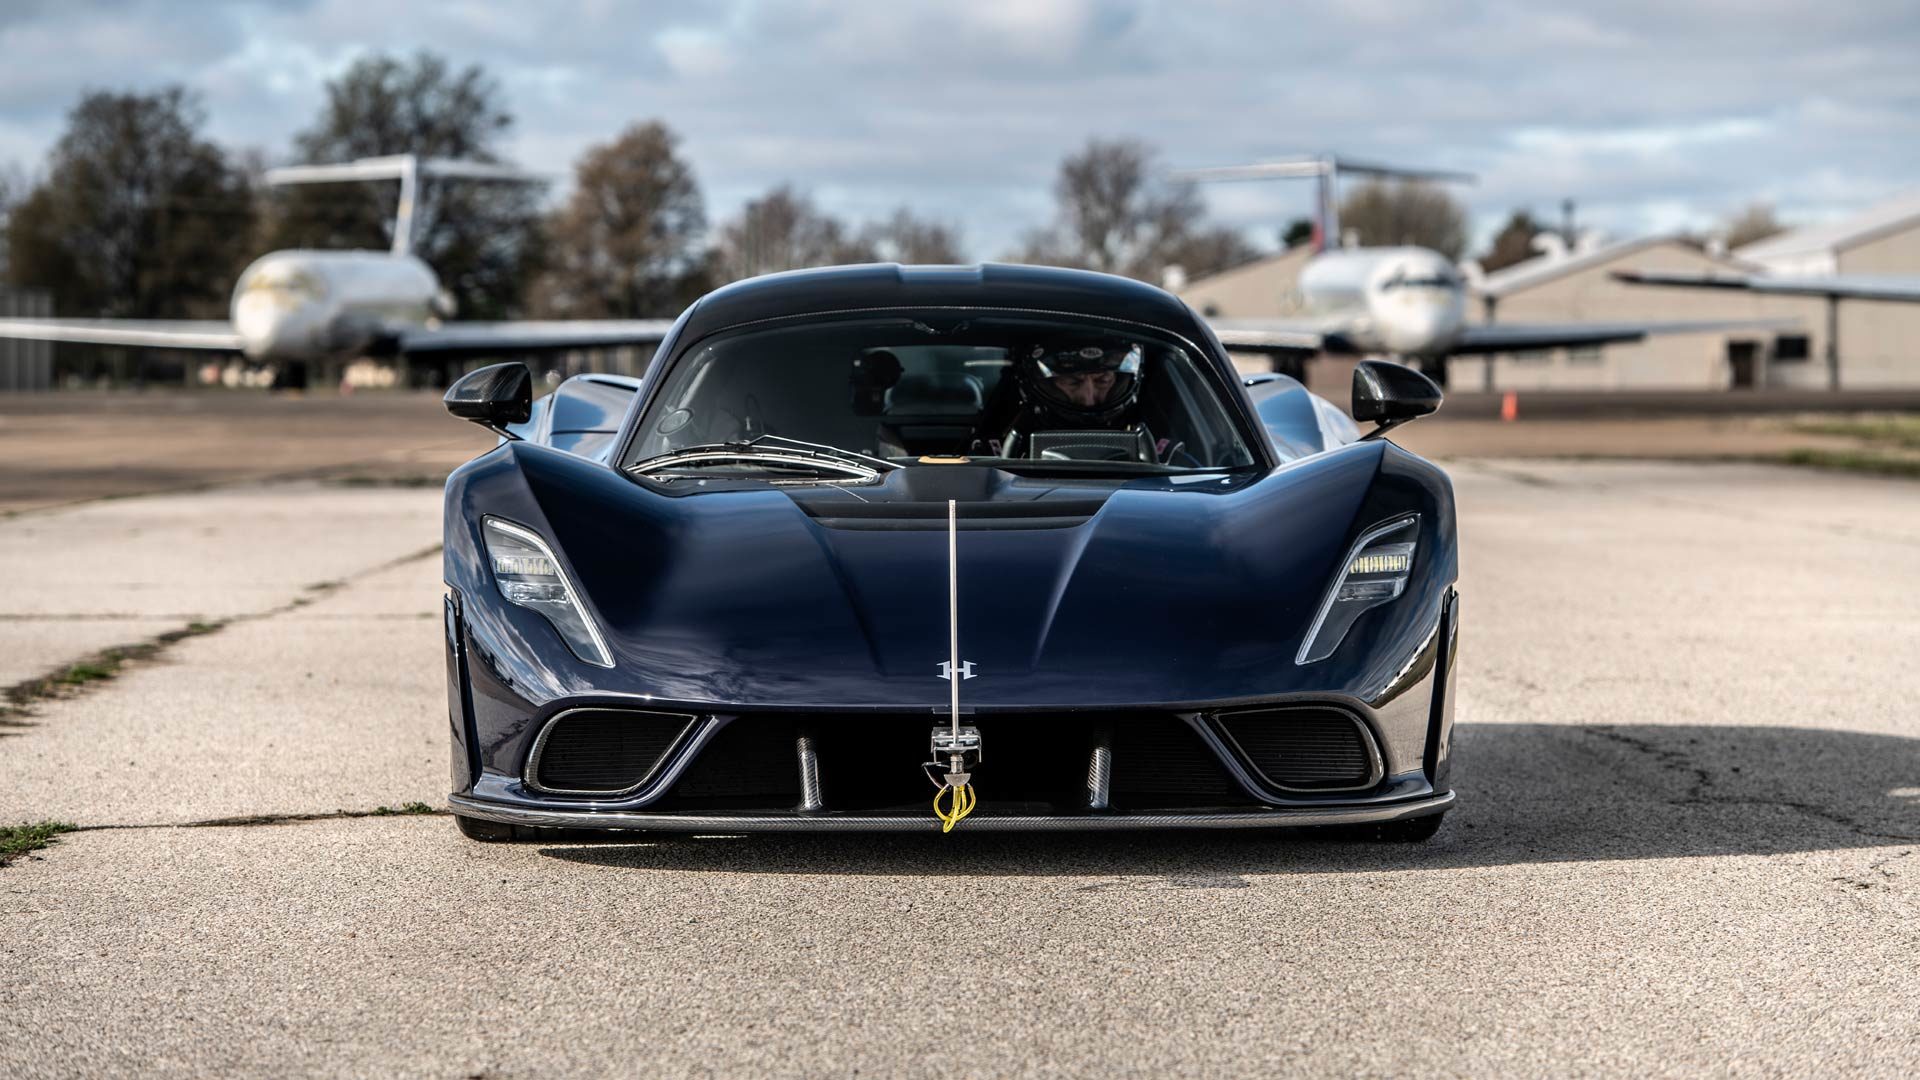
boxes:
[482,517,613,668]
[1296,515,1418,664]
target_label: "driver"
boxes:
[974,338,1141,445]
[1018,340,1143,428]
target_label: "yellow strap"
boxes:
[933,783,977,833]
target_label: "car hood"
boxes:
[466,443,1418,709]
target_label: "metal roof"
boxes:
[1477,235,1676,298]
[1734,190,1920,262]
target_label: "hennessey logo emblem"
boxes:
[937,661,977,681]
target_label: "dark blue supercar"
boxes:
[439,263,1459,840]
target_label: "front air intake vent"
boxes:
[526,709,698,796]
[1214,707,1381,793]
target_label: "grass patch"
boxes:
[55,660,118,686]
[1790,414,1920,450]
[0,821,78,868]
[371,801,437,816]
[4,620,227,712]
[1775,448,1920,480]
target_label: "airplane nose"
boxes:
[232,293,316,360]
[232,295,284,359]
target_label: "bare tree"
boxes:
[861,207,966,264]
[1478,209,1543,273]
[1338,179,1469,259]
[1722,203,1787,251]
[1020,137,1200,277]
[716,186,875,281]
[0,165,20,282]
[1161,226,1262,281]
[1014,137,1255,282]
[6,87,254,317]
[533,121,707,318]
[265,52,541,319]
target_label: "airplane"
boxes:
[1177,155,1792,380]
[0,151,1787,391]
[0,155,674,370]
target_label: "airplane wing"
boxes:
[1205,317,1342,356]
[393,320,676,360]
[1613,270,1920,304]
[1448,319,1797,356]
[0,318,243,351]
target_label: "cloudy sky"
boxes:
[3,0,1917,259]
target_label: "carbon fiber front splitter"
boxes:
[447,790,1453,832]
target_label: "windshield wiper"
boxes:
[629,437,896,482]
[733,434,901,471]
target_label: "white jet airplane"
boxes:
[0,155,674,366]
[1179,155,1788,375]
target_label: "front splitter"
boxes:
[448,790,1453,832]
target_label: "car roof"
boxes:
[675,263,1209,345]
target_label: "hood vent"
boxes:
[796,496,1108,531]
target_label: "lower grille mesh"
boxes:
[1110,716,1239,803]
[1217,708,1376,791]
[530,710,692,794]
[655,717,801,807]
[651,713,1255,812]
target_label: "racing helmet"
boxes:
[1015,339,1144,426]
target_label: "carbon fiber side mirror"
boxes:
[444,362,532,435]
[1352,359,1442,436]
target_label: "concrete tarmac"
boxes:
[1,460,1916,1078]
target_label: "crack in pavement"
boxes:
[0,806,449,869]
[0,542,442,730]
[74,805,449,832]
[1833,849,1914,892]
[1,621,228,725]
[1583,725,1920,843]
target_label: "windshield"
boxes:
[625,313,1257,477]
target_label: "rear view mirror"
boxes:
[444,362,532,436]
[1352,360,1442,439]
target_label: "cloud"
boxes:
[1,0,1916,258]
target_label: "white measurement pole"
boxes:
[948,499,960,748]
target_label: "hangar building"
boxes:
[1175,190,1920,391]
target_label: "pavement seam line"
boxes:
[0,807,448,868]
[0,542,443,728]
[71,805,448,832]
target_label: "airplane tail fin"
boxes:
[263,155,547,258]
[1177,156,1474,254]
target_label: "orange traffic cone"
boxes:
[1500,391,1518,422]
